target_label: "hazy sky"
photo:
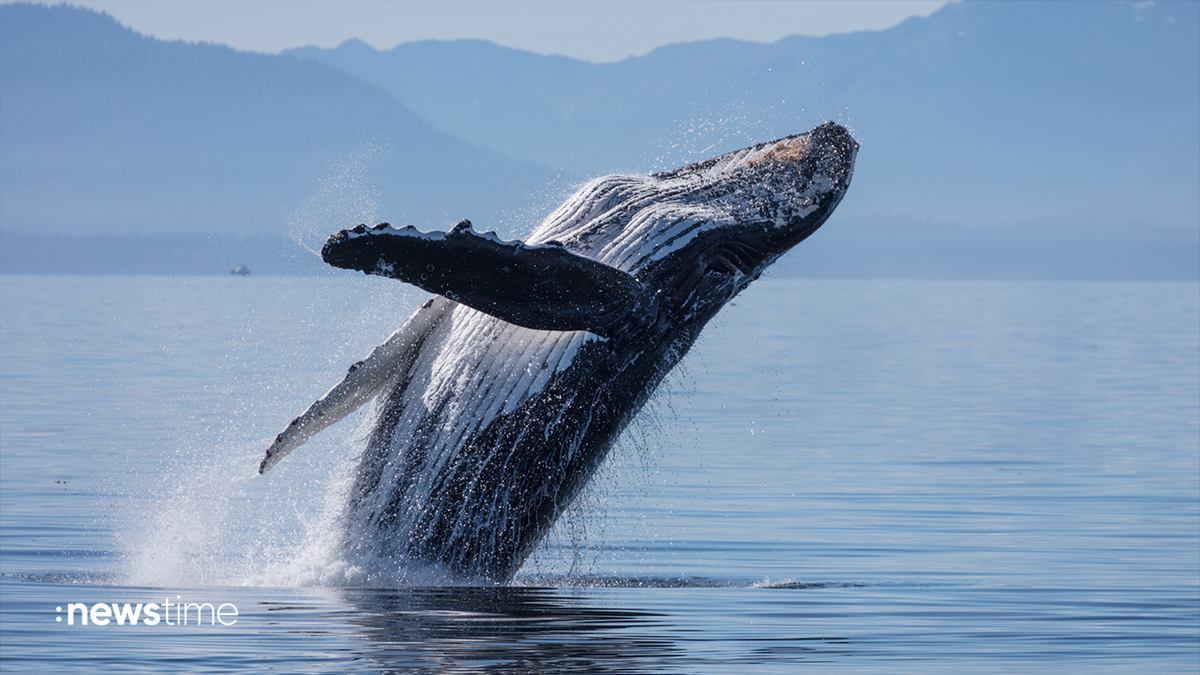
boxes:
[15,0,953,62]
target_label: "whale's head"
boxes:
[661,120,857,294]
[537,122,858,329]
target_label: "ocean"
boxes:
[1,274,1197,673]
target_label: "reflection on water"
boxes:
[2,575,1196,674]
[333,586,683,673]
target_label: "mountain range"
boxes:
[1,1,1196,278]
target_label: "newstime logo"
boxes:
[56,597,238,626]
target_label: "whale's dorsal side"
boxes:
[258,296,453,474]
[321,221,659,339]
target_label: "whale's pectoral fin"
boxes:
[258,297,452,474]
[321,221,658,339]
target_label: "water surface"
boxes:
[1,275,1196,672]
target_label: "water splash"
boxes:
[115,142,422,589]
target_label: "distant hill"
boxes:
[1,1,1196,278]
[0,2,555,274]
[286,1,1199,235]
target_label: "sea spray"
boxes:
[114,274,423,587]
[289,140,392,259]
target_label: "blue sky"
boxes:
[12,0,952,62]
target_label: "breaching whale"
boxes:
[260,122,858,583]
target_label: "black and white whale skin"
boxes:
[260,122,858,583]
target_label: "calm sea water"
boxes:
[1,274,1197,673]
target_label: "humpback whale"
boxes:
[260,122,858,583]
